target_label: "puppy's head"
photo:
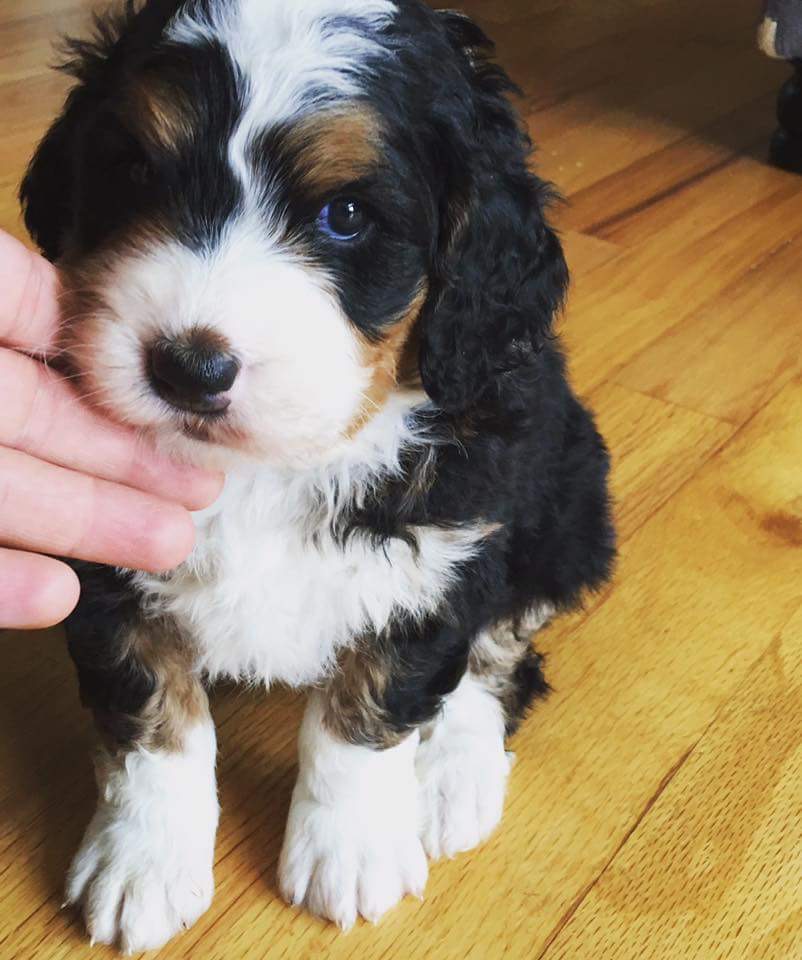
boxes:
[21,0,567,468]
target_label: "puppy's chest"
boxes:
[136,478,482,687]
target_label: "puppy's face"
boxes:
[23,2,568,464]
[55,1,435,468]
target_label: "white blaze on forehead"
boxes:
[168,0,396,185]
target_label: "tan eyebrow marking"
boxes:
[286,105,382,193]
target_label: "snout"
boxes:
[148,334,240,415]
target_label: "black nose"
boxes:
[148,338,240,414]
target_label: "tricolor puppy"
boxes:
[21,0,615,951]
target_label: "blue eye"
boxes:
[317,198,367,241]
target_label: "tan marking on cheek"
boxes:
[56,226,174,413]
[397,319,424,390]
[346,281,429,438]
[288,107,382,193]
[56,264,115,408]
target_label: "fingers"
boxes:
[0,347,223,511]
[0,549,80,629]
[0,447,196,573]
[0,231,222,510]
[0,231,61,354]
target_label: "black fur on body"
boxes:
[21,0,615,776]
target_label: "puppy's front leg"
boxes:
[65,620,218,953]
[279,688,427,929]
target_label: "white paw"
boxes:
[417,732,512,861]
[66,725,218,953]
[278,782,428,929]
[65,804,214,953]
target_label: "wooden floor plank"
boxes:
[559,229,622,278]
[615,234,802,424]
[543,600,802,960]
[559,93,778,239]
[527,43,783,195]
[588,382,734,543]
[563,182,802,394]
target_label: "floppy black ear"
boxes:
[18,1,156,261]
[19,15,120,263]
[19,95,88,262]
[419,12,569,415]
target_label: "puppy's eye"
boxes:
[317,198,367,241]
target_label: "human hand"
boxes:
[0,230,223,630]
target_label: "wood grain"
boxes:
[614,233,802,424]
[546,601,802,960]
[0,1,799,959]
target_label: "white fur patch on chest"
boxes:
[135,402,482,687]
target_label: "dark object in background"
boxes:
[759,0,802,58]
[770,61,802,172]
[758,3,802,172]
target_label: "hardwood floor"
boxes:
[1,2,799,958]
